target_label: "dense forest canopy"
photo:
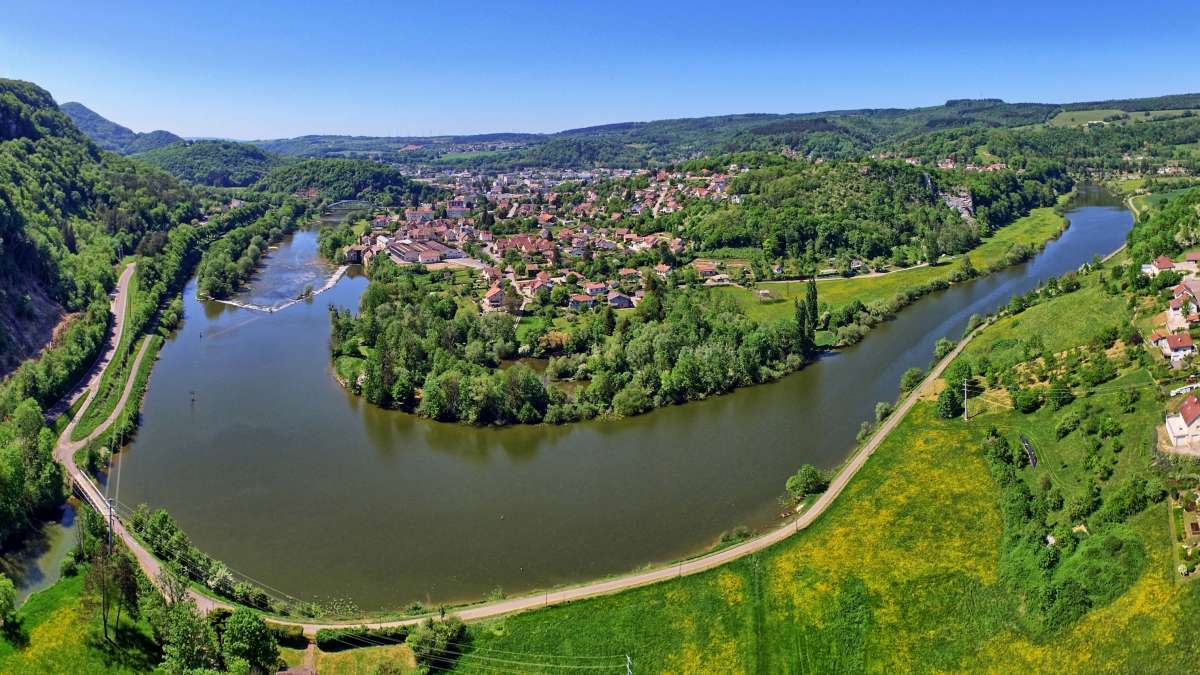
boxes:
[135,140,282,187]
[0,79,199,374]
[58,101,181,154]
[253,158,443,204]
[330,262,820,425]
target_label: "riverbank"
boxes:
[110,196,1132,609]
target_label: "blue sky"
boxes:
[2,1,1198,139]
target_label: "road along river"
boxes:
[110,189,1132,610]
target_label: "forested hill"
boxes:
[894,112,1200,173]
[0,78,202,544]
[0,78,199,378]
[253,158,443,204]
[135,140,283,187]
[59,101,182,154]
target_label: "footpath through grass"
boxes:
[715,205,1066,323]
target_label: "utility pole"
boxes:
[963,380,969,422]
[107,496,114,552]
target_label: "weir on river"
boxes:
[101,189,1131,610]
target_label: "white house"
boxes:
[1166,395,1200,446]
[1153,331,1197,365]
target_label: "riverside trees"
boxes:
[331,260,822,425]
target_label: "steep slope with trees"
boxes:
[59,101,182,154]
[0,78,201,546]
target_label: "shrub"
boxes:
[786,464,829,500]
[316,626,411,652]
[407,617,468,672]
[937,386,963,419]
[266,622,308,650]
[1055,411,1081,439]
[899,367,924,393]
[1011,387,1043,414]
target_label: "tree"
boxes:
[407,616,468,673]
[1047,379,1075,410]
[222,607,279,673]
[805,277,818,330]
[937,386,963,419]
[83,551,116,642]
[899,367,925,393]
[112,552,139,637]
[794,299,814,356]
[161,600,221,675]
[0,573,15,632]
[785,464,828,501]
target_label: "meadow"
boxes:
[713,205,1067,323]
[1048,108,1200,128]
[0,573,159,675]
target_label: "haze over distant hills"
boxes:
[59,101,182,154]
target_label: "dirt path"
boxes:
[55,335,151,459]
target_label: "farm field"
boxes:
[1049,108,1200,127]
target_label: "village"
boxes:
[1138,253,1200,456]
[334,164,751,315]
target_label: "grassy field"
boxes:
[959,282,1126,366]
[1049,109,1125,126]
[1130,186,1198,222]
[713,205,1067,323]
[412,392,1194,672]
[281,644,416,674]
[1049,108,1200,127]
[0,572,160,675]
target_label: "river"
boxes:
[104,188,1131,610]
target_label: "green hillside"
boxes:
[135,140,282,186]
[59,101,181,154]
[253,158,442,204]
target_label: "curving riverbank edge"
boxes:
[53,255,996,634]
[50,205,1123,637]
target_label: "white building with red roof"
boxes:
[1152,331,1196,364]
[1166,395,1200,446]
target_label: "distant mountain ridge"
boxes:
[59,101,182,154]
[63,91,1200,169]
